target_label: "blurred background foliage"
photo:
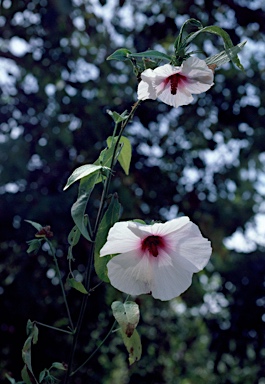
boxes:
[0,0,265,383]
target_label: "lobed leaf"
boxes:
[111,301,140,337]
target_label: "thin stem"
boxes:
[70,321,117,377]
[93,100,141,236]
[70,295,129,377]
[64,100,141,383]
[46,239,74,332]
[35,321,73,335]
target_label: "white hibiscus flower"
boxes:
[100,217,212,301]
[137,57,214,108]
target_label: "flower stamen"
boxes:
[141,235,164,257]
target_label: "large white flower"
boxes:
[137,57,214,108]
[100,217,212,301]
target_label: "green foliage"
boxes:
[0,0,265,383]
[67,278,88,294]
[106,136,132,175]
[94,194,121,282]
[70,173,99,242]
[111,301,142,365]
[128,50,172,61]
[21,320,39,383]
[120,329,142,366]
[111,301,140,337]
[63,164,109,191]
[205,41,247,68]
[107,48,132,61]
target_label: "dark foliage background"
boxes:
[0,0,265,383]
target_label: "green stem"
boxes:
[70,321,117,377]
[35,321,73,335]
[93,100,141,236]
[46,239,74,332]
[64,100,141,383]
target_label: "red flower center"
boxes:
[167,73,187,95]
[141,235,165,257]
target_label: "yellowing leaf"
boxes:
[111,301,140,337]
[121,329,142,365]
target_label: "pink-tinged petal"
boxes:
[102,216,212,301]
[153,63,181,77]
[165,221,212,270]
[100,221,140,256]
[107,251,153,296]
[151,249,193,300]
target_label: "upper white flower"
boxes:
[100,217,212,301]
[137,57,214,108]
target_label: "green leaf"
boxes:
[94,145,116,169]
[68,225,81,246]
[63,164,109,190]
[39,369,47,383]
[67,278,88,294]
[107,109,129,124]
[205,41,247,68]
[107,136,132,175]
[25,220,43,231]
[107,48,132,61]
[67,225,81,261]
[185,25,245,70]
[120,329,142,365]
[21,366,34,384]
[94,194,121,282]
[128,50,171,61]
[174,18,203,51]
[21,322,39,384]
[71,172,99,242]
[51,362,67,370]
[26,239,42,254]
[111,301,140,337]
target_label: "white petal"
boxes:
[151,249,193,300]
[151,217,190,236]
[137,79,156,100]
[166,221,212,270]
[107,251,153,296]
[158,87,194,108]
[127,221,153,238]
[137,68,157,100]
[100,221,140,256]
[181,57,214,92]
